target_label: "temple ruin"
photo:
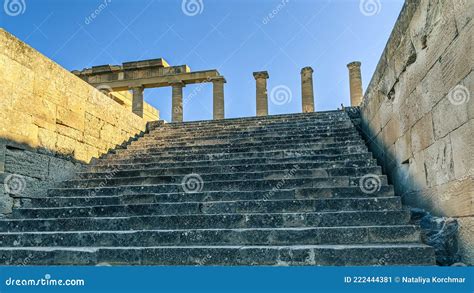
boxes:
[73,59,226,121]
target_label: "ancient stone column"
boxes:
[301,67,315,113]
[211,77,226,120]
[131,86,144,118]
[347,61,363,106]
[253,71,269,116]
[171,81,185,122]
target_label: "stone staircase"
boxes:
[0,111,435,265]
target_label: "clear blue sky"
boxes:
[1,0,404,122]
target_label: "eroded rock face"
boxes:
[411,208,460,265]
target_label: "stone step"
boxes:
[102,146,368,164]
[164,112,348,126]
[62,168,383,189]
[148,121,355,139]
[0,210,411,232]
[135,128,358,146]
[77,166,382,181]
[0,244,435,266]
[13,197,401,219]
[151,124,354,141]
[0,225,420,247]
[92,152,375,170]
[119,139,364,157]
[130,136,361,151]
[47,175,387,196]
[156,116,351,129]
[158,111,348,128]
[51,175,389,195]
[125,144,368,158]
[159,111,349,128]
[126,134,362,151]
[3,108,436,266]
[88,157,377,173]
[24,186,395,208]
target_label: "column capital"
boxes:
[347,61,361,69]
[210,76,227,84]
[301,66,314,74]
[170,80,185,87]
[129,85,144,90]
[253,71,269,80]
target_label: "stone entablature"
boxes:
[73,61,189,87]
[73,59,225,122]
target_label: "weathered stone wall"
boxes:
[0,29,157,214]
[0,140,83,214]
[0,28,156,161]
[360,0,473,264]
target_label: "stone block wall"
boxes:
[360,0,473,264]
[0,140,82,214]
[0,29,158,215]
